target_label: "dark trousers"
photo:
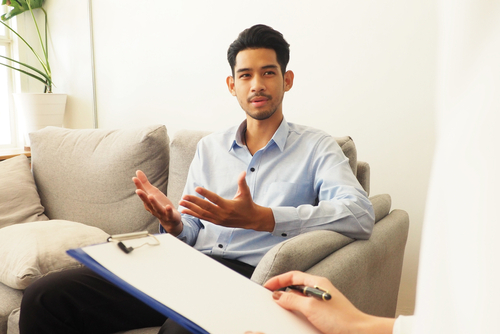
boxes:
[20,255,255,334]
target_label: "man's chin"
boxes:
[246,109,276,121]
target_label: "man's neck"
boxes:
[244,114,283,155]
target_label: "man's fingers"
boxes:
[148,194,169,215]
[135,189,153,212]
[181,194,219,211]
[134,170,155,192]
[234,171,250,198]
[194,187,226,207]
[135,170,149,183]
[179,197,218,221]
[132,176,145,192]
[237,171,248,188]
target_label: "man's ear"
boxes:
[284,70,294,92]
[226,76,236,96]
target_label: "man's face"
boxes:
[227,48,293,121]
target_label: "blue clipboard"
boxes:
[67,248,208,334]
[67,233,321,334]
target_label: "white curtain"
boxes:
[405,0,500,333]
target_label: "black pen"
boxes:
[286,285,332,301]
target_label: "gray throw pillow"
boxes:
[0,155,48,229]
[0,220,108,289]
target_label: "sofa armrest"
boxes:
[251,230,354,285]
[252,193,393,285]
[357,161,370,195]
[250,193,408,317]
[306,209,410,317]
[370,194,392,222]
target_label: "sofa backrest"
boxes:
[167,130,369,209]
[30,125,170,234]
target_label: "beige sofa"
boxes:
[0,125,409,334]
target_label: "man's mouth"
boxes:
[249,94,272,107]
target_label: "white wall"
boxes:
[46,0,95,129]
[20,0,95,128]
[48,0,439,315]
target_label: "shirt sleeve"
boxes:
[271,136,375,240]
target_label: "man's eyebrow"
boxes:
[236,68,251,73]
[262,64,279,70]
[236,64,279,73]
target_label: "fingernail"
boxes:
[272,291,283,300]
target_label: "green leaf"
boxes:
[1,0,51,92]
[0,54,50,79]
[1,0,45,21]
[0,18,50,77]
[0,61,50,88]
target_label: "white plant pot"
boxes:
[13,93,67,148]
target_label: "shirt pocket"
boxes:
[265,181,313,207]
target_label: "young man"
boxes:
[19,24,374,334]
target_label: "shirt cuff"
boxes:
[159,220,189,243]
[271,207,302,238]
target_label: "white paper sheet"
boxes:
[75,233,321,334]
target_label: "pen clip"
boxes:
[313,285,332,301]
[314,285,328,293]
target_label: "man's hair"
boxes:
[227,24,290,77]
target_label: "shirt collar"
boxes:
[271,118,289,152]
[230,118,289,152]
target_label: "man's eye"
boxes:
[239,74,250,79]
[264,71,276,76]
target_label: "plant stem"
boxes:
[1,0,53,93]
[0,19,51,92]
[0,54,51,79]
[26,0,51,92]
[41,7,50,92]
[0,59,51,86]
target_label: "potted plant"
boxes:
[1,0,66,149]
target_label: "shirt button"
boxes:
[218,244,223,248]
[250,167,255,172]
[281,233,287,237]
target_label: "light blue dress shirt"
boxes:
[164,119,375,266]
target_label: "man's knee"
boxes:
[20,268,89,334]
[22,267,87,310]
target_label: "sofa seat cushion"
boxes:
[0,155,48,229]
[0,220,108,290]
[0,282,23,334]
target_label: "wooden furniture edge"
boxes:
[0,148,32,161]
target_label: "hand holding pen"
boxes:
[285,285,332,301]
[255,271,395,334]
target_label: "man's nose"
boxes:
[251,76,266,92]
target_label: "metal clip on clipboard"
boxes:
[107,231,160,254]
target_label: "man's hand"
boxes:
[133,170,183,236]
[179,171,275,232]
